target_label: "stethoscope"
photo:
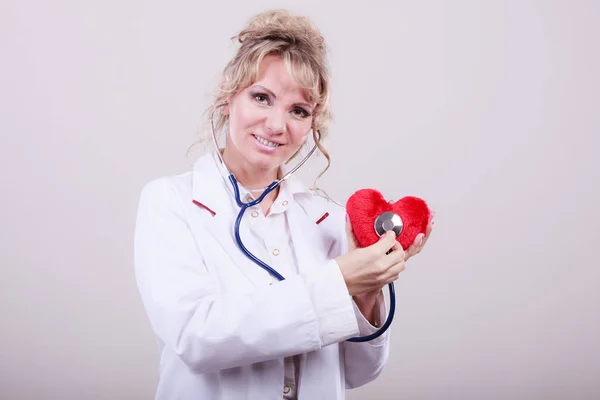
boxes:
[210,102,402,342]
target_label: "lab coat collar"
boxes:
[191,150,313,217]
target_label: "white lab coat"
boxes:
[133,152,391,400]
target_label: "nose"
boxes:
[264,108,286,135]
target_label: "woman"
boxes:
[134,9,433,400]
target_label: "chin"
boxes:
[247,152,284,171]
[244,143,287,168]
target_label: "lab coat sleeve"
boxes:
[133,178,360,374]
[343,291,391,389]
[323,204,392,389]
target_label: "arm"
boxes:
[339,198,434,388]
[133,179,360,374]
[344,289,391,389]
[323,206,392,389]
[353,291,381,326]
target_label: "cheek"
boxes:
[228,101,261,136]
[290,121,313,144]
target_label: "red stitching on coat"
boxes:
[192,200,216,216]
[316,212,329,224]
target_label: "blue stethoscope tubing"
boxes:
[230,175,286,281]
[210,102,395,342]
[228,172,396,342]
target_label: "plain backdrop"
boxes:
[1,0,599,399]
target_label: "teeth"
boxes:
[254,135,280,148]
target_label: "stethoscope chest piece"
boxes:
[374,211,403,238]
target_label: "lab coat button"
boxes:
[282,200,288,206]
[251,211,259,218]
[272,249,280,256]
[283,386,291,394]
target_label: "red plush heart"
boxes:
[346,189,431,249]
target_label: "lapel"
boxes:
[190,152,275,287]
[190,151,335,286]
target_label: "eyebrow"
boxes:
[252,85,313,110]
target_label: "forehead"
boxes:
[251,55,313,103]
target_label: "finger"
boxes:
[427,214,434,233]
[386,240,406,263]
[415,223,434,255]
[409,233,427,259]
[405,233,425,259]
[373,231,397,253]
[384,261,406,283]
[420,221,434,247]
[345,218,360,250]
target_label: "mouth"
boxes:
[252,134,283,149]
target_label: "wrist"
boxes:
[352,292,380,326]
[353,288,380,305]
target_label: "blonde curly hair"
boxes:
[197,9,334,189]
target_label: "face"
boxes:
[223,55,315,173]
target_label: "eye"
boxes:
[252,93,269,104]
[292,107,310,118]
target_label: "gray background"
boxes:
[1,0,599,399]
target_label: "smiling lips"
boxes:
[253,134,282,148]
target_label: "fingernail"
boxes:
[345,213,349,222]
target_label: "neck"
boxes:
[221,147,280,191]
[220,146,281,215]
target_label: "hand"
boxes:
[341,210,435,298]
[335,218,406,297]
[403,210,435,261]
[341,211,435,324]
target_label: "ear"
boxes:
[222,103,230,116]
[220,92,233,116]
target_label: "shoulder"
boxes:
[139,152,216,203]
[296,189,347,238]
[303,190,349,256]
[318,192,346,226]
[137,171,194,213]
